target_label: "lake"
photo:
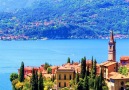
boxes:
[0,39,129,90]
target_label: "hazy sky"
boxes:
[0,0,37,12]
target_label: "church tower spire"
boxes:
[108,30,116,61]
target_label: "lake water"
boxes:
[0,39,129,90]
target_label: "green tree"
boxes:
[75,71,79,84]
[83,74,89,90]
[77,79,83,90]
[35,71,38,90]
[44,62,51,70]
[91,56,94,69]
[118,66,128,76]
[87,65,90,76]
[38,73,44,90]
[99,69,103,90]
[81,57,86,79]
[30,68,36,90]
[12,79,18,90]
[47,67,52,74]
[19,61,24,82]
[10,73,18,82]
[92,59,97,79]
[89,78,94,89]
[67,57,70,63]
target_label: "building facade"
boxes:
[56,67,75,88]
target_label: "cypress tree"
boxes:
[81,57,86,79]
[30,68,36,90]
[77,80,83,90]
[91,56,94,69]
[19,61,24,82]
[67,57,70,63]
[92,59,97,79]
[75,71,79,84]
[38,72,44,90]
[99,68,103,90]
[87,65,89,76]
[83,74,89,90]
[35,71,38,90]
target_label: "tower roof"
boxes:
[109,30,114,43]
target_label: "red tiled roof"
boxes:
[100,61,117,67]
[109,72,129,80]
[120,56,129,61]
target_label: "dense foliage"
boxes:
[0,0,129,40]
[118,66,128,76]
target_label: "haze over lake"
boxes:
[0,39,129,89]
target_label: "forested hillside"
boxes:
[0,0,129,40]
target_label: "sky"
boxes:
[0,0,37,12]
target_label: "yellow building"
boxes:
[56,67,75,88]
[109,72,129,90]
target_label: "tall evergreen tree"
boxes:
[81,57,86,79]
[77,79,83,90]
[67,57,70,63]
[92,59,97,79]
[99,68,103,90]
[75,71,79,84]
[30,68,36,90]
[35,71,38,90]
[91,56,94,69]
[83,74,89,90]
[19,61,24,82]
[38,72,44,90]
[87,65,89,76]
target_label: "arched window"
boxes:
[69,75,72,80]
[64,82,66,87]
[64,74,66,80]
[121,81,124,86]
[59,74,61,80]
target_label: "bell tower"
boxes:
[108,31,116,61]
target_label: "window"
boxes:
[114,67,116,71]
[64,82,66,87]
[69,75,72,80]
[59,82,61,87]
[64,74,66,80]
[121,81,124,86]
[59,74,61,80]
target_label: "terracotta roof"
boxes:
[100,61,117,67]
[56,67,75,72]
[109,72,129,80]
[120,56,129,61]
[24,66,38,70]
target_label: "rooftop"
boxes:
[120,56,129,61]
[100,61,117,67]
[109,72,129,80]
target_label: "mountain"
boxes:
[0,0,129,40]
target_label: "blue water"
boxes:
[0,39,129,90]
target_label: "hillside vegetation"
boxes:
[0,0,129,40]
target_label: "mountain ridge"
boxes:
[0,0,129,40]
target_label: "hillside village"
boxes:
[10,31,129,90]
